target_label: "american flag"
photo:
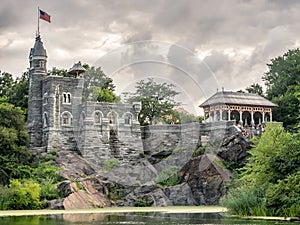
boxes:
[39,10,51,23]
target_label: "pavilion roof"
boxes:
[199,91,278,108]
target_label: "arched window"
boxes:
[61,111,72,126]
[94,111,103,125]
[43,112,49,127]
[124,112,133,125]
[62,92,71,104]
[107,111,117,124]
[43,92,48,105]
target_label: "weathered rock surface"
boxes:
[178,154,232,205]
[164,183,196,205]
[48,129,250,208]
[101,159,158,186]
[56,179,110,209]
[55,150,99,180]
[217,131,251,167]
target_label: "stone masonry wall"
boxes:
[77,101,143,166]
[141,122,202,156]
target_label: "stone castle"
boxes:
[27,35,242,167]
[27,35,144,165]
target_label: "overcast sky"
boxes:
[1,0,300,114]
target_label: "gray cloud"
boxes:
[1,0,300,113]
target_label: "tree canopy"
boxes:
[0,103,29,185]
[223,123,300,217]
[81,65,118,102]
[245,83,263,96]
[0,71,29,113]
[125,78,180,125]
[263,49,300,131]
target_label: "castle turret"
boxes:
[27,35,47,147]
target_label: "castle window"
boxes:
[124,112,133,125]
[43,112,49,127]
[43,92,48,105]
[94,111,103,125]
[107,111,117,124]
[61,111,72,126]
[62,92,71,104]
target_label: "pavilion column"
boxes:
[219,109,223,121]
[262,111,265,123]
[239,110,243,124]
[228,110,231,121]
[251,110,254,125]
[270,111,273,122]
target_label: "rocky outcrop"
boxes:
[55,150,98,180]
[58,180,110,209]
[46,150,111,209]
[217,131,251,167]
[164,183,196,205]
[178,154,232,205]
[48,128,250,208]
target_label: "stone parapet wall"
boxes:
[141,123,202,156]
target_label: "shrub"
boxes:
[40,178,59,200]
[0,187,10,210]
[266,170,300,217]
[103,158,120,170]
[155,166,180,187]
[134,196,153,207]
[7,179,41,210]
[192,145,207,157]
[221,186,267,216]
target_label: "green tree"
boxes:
[0,71,14,97]
[125,78,180,125]
[262,49,300,131]
[0,103,29,185]
[48,67,68,77]
[97,89,120,103]
[240,123,292,186]
[82,65,117,101]
[224,123,300,216]
[7,179,41,210]
[7,71,29,112]
[246,83,263,96]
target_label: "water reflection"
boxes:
[0,212,291,225]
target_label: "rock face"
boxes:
[49,129,250,208]
[178,154,232,205]
[46,150,111,209]
[58,180,110,209]
[217,131,251,167]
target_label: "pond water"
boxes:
[0,212,291,225]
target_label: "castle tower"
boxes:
[27,35,47,147]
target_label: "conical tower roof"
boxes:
[29,35,47,58]
[68,61,86,77]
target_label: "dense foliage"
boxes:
[125,78,181,125]
[263,49,300,131]
[0,71,29,114]
[82,65,119,102]
[222,123,300,217]
[245,83,263,96]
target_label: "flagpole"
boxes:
[37,6,40,36]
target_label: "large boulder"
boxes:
[58,179,110,209]
[164,183,196,205]
[121,181,172,206]
[55,150,98,180]
[178,154,232,205]
[217,131,250,167]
